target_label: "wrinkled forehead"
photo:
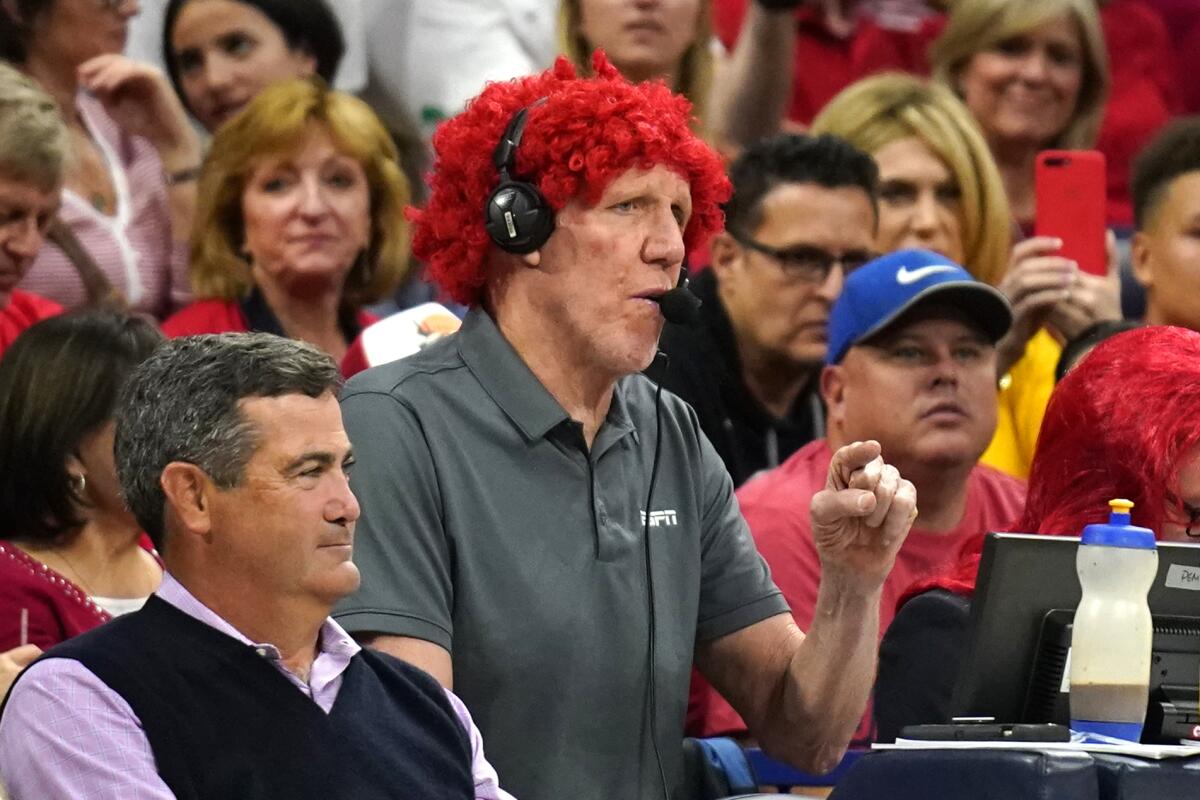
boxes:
[0,170,61,211]
[581,163,694,208]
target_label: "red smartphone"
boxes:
[1035,150,1108,276]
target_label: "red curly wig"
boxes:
[1017,325,1200,538]
[902,325,1200,604]
[408,51,730,306]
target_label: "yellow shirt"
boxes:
[981,328,1062,479]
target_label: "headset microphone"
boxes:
[653,268,701,324]
[654,287,701,324]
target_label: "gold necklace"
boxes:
[51,548,97,597]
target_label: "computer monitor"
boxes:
[951,533,1200,731]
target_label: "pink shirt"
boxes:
[0,572,515,800]
[17,93,190,319]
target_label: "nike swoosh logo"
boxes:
[896,265,957,285]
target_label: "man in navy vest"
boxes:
[0,333,514,800]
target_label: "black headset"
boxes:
[484,101,555,254]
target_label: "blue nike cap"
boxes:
[826,248,1013,365]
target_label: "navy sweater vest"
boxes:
[6,595,474,800]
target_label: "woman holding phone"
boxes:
[813,72,1120,478]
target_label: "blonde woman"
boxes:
[813,72,1115,478]
[162,79,410,370]
[930,0,1109,227]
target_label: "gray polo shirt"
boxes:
[334,308,788,800]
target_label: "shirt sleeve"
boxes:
[442,689,519,800]
[0,658,173,800]
[333,387,454,649]
[690,408,789,643]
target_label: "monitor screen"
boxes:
[951,533,1200,726]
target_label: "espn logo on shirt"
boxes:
[640,509,679,528]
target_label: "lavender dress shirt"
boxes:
[0,573,515,800]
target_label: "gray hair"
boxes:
[0,61,68,188]
[114,333,342,549]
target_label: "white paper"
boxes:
[878,738,1200,760]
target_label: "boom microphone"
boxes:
[655,286,701,325]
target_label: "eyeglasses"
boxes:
[1186,504,1200,539]
[730,231,876,284]
[1165,493,1200,538]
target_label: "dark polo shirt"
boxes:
[334,308,787,800]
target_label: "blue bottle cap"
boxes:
[1080,499,1156,550]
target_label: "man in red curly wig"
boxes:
[334,53,918,800]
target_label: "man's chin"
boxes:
[913,438,990,471]
[783,343,828,369]
[315,562,362,605]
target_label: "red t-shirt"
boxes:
[162,298,377,378]
[711,0,941,126]
[0,290,62,358]
[1096,0,1180,227]
[686,439,1026,739]
[1145,0,1200,114]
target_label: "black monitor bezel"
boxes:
[951,532,1200,723]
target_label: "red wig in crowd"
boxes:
[409,51,730,306]
[906,325,1200,601]
[1019,325,1200,539]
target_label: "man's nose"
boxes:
[4,217,46,259]
[328,474,361,525]
[930,350,961,386]
[814,260,845,302]
[642,208,686,270]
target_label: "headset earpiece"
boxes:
[484,103,555,254]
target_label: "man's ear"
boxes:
[709,232,741,283]
[820,363,846,429]
[1130,230,1154,291]
[160,462,217,540]
[520,248,541,268]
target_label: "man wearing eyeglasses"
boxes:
[654,133,879,488]
[689,248,1028,739]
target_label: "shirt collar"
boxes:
[154,571,361,661]
[456,307,570,441]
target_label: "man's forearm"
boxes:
[710,3,797,150]
[757,571,882,773]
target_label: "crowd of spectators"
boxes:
[2,0,1200,798]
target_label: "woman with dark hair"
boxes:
[0,310,164,656]
[2,0,202,319]
[162,0,344,133]
[874,325,1200,740]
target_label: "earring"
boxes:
[70,473,87,497]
